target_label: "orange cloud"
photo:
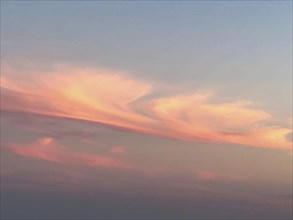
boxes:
[196,171,246,182]
[9,138,135,170]
[1,64,291,150]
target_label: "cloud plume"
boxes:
[1,65,291,149]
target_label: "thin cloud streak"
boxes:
[1,65,291,149]
[196,171,246,182]
[9,138,136,170]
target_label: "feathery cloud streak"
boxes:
[1,65,291,149]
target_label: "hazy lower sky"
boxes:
[1,1,292,219]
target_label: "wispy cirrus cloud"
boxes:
[1,64,291,149]
[9,138,136,170]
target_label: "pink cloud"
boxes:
[1,64,291,150]
[196,171,246,182]
[9,138,135,170]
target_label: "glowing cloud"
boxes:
[1,64,291,149]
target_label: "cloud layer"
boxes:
[1,65,291,149]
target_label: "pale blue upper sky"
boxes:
[2,1,292,117]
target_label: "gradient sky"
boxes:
[1,1,292,219]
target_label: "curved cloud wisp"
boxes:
[1,65,291,149]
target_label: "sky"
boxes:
[0,1,292,219]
